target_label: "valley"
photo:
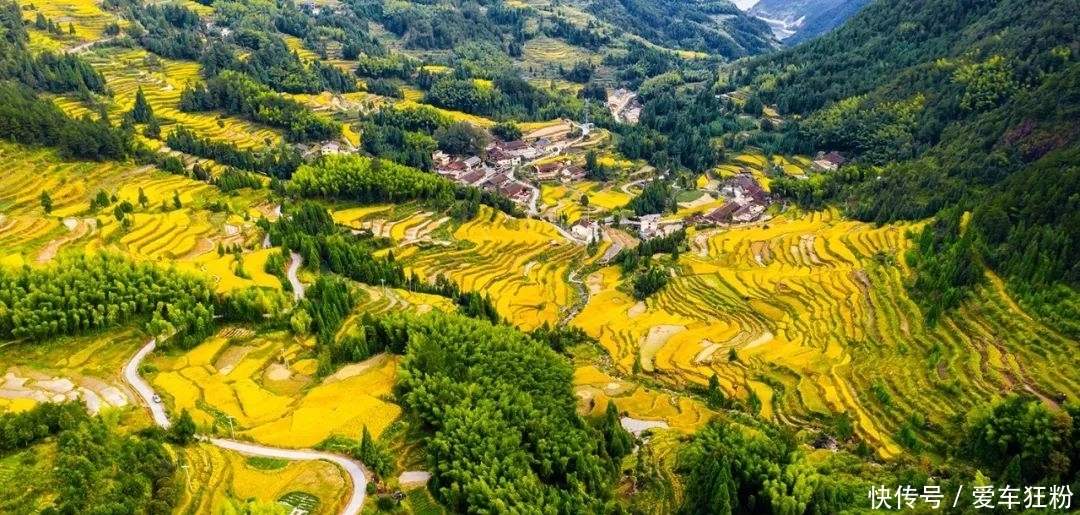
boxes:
[1,0,1079,513]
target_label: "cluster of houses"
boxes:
[485,138,555,169]
[432,151,533,204]
[689,170,773,226]
[533,160,587,183]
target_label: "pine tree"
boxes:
[68,22,75,35]
[707,373,725,409]
[137,187,149,209]
[131,86,153,124]
[360,425,374,464]
[39,190,52,214]
[143,116,161,139]
[173,190,182,209]
[170,409,197,445]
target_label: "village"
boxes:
[291,89,846,248]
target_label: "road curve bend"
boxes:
[288,251,305,300]
[123,339,367,514]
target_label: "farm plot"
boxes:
[21,0,117,47]
[0,328,144,414]
[177,443,347,515]
[61,48,282,150]
[403,206,585,331]
[149,329,403,449]
[0,142,271,283]
[571,209,1080,459]
[541,182,631,225]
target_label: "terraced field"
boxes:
[177,443,347,515]
[0,328,144,414]
[0,143,272,290]
[149,329,403,449]
[399,206,585,331]
[21,0,117,47]
[572,210,1080,458]
[574,365,714,433]
[541,181,632,224]
[59,48,282,149]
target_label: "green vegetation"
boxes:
[246,456,289,471]
[735,0,1080,335]
[0,402,179,514]
[0,1,106,94]
[0,254,214,347]
[287,153,521,220]
[180,71,340,142]
[395,311,623,513]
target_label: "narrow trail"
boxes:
[561,268,590,326]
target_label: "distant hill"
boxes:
[748,0,871,42]
[585,0,778,58]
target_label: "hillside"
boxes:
[748,0,870,42]
[735,0,1080,327]
[3,0,1080,513]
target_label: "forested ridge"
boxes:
[728,0,1080,333]
[395,312,625,514]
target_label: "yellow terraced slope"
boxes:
[573,209,1080,458]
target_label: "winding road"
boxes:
[287,251,305,300]
[122,252,369,514]
[123,339,368,514]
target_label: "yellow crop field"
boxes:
[0,328,145,414]
[283,34,318,61]
[23,0,117,46]
[571,209,1080,459]
[56,48,282,150]
[0,142,269,268]
[575,364,714,433]
[541,182,630,224]
[771,155,807,176]
[177,444,347,515]
[245,355,401,447]
[150,330,406,448]
[523,37,592,65]
[395,100,495,127]
[402,206,585,331]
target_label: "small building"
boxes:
[812,159,837,172]
[486,173,511,189]
[486,148,521,168]
[704,203,740,224]
[733,204,765,223]
[562,165,587,183]
[498,140,530,154]
[732,174,770,204]
[535,162,563,181]
[459,170,486,186]
[571,220,600,243]
[464,156,482,169]
[499,182,531,203]
[639,214,661,239]
[320,141,341,155]
[819,151,846,166]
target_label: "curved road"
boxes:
[287,251,305,300]
[124,339,367,514]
